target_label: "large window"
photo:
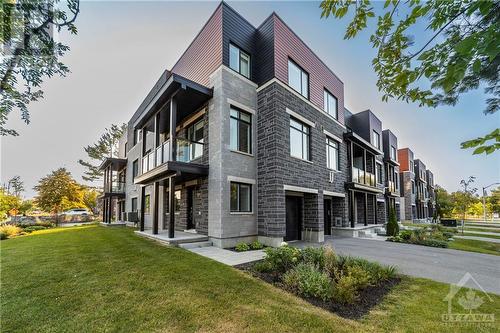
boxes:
[323,89,338,119]
[132,159,139,178]
[187,119,204,160]
[376,163,383,184]
[372,130,380,149]
[165,190,181,213]
[326,137,339,171]
[144,195,150,214]
[410,160,414,173]
[230,182,252,212]
[131,197,138,212]
[411,181,415,194]
[290,118,310,160]
[133,129,141,146]
[390,146,397,160]
[230,107,252,154]
[229,44,250,78]
[288,59,309,98]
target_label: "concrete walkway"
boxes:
[325,237,500,295]
[461,230,500,236]
[455,235,500,243]
[188,246,265,266]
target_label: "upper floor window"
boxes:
[323,89,338,119]
[133,129,141,146]
[132,159,139,179]
[390,146,396,160]
[230,107,252,154]
[411,181,415,194]
[230,182,252,212]
[410,160,414,172]
[187,119,204,160]
[376,163,383,184]
[288,59,309,98]
[372,130,380,149]
[326,137,339,171]
[229,44,250,78]
[290,117,310,161]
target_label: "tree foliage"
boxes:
[77,123,127,182]
[0,188,21,220]
[7,175,24,197]
[320,0,500,154]
[1,0,80,136]
[33,167,85,215]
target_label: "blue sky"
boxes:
[2,1,499,198]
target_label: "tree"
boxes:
[81,186,100,214]
[386,206,399,236]
[7,175,24,197]
[33,168,84,223]
[435,185,453,218]
[18,199,34,215]
[1,0,80,136]
[0,188,21,220]
[78,123,127,182]
[488,186,500,214]
[320,1,500,154]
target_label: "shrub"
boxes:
[22,225,47,233]
[253,260,273,273]
[399,230,413,241]
[331,265,371,304]
[250,241,264,250]
[263,244,301,273]
[420,238,448,248]
[386,207,399,236]
[346,257,397,283]
[0,232,6,240]
[36,221,56,228]
[0,225,22,238]
[282,263,332,301]
[301,247,326,270]
[235,242,250,252]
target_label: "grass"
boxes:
[449,238,500,256]
[461,232,500,240]
[2,226,499,332]
[464,227,500,234]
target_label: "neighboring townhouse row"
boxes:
[99,3,437,247]
[398,148,437,222]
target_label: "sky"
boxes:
[1,0,499,198]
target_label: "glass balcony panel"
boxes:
[162,140,170,163]
[142,156,148,173]
[156,146,162,166]
[148,153,154,170]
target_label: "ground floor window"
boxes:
[131,197,138,212]
[230,182,252,212]
[144,195,150,214]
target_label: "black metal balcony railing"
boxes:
[142,138,204,174]
[351,167,376,187]
[105,181,125,193]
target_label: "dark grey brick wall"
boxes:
[257,82,348,238]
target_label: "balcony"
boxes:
[351,167,376,187]
[105,181,125,194]
[386,181,399,196]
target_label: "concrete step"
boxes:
[178,241,213,249]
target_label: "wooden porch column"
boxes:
[140,186,145,231]
[168,176,175,238]
[169,97,177,162]
[153,181,159,235]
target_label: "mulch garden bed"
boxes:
[235,260,401,320]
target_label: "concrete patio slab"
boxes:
[188,246,265,266]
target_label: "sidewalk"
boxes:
[455,235,500,244]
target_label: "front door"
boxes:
[285,196,302,241]
[324,199,332,235]
[186,188,195,230]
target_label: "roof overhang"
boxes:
[132,73,213,129]
[99,158,127,171]
[134,161,209,185]
[344,132,384,155]
[384,158,400,167]
[347,182,384,194]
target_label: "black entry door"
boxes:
[285,196,302,241]
[186,188,194,230]
[324,199,332,235]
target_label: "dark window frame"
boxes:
[229,43,251,79]
[132,159,139,179]
[230,182,252,213]
[323,89,338,119]
[289,117,311,161]
[326,137,340,171]
[131,197,138,212]
[230,106,252,154]
[288,58,309,99]
[372,130,380,149]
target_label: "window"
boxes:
[230,107,252,154]
[131,198,138,212]
[290,118,310,160]
[132,159,139,179]
[410,161,414,173]
[411,181,415,194]
[230,182,252,212]
[323,89,338,119]
[326,137,339,171]
[144,195,150,214]
[376,163,383,184]
[187,119,204,160]
[229,44,250,78]
[124,142,128,157]
[372,130,380,149]
[390,146,397,160]
[394,172,399,189]
[165,190,181,213]
[133,129,141,146]
[288,59,309,98]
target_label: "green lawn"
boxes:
[464,227,500,234]
[449,238,500,256]
[1,226,499,332]
[461,232,500,240]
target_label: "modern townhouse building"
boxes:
[414,159,428,221]
[426,169,436,219]
[99,2,434,246]
[398,148,416,221]
[382,130,400,220]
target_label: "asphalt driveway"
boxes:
[326,237,500,295]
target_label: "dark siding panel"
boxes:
[171,4,223,87]
[272,15,345,125]
[222,4,256,81]
[255,16,275,85]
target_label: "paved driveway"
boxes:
[326,237,500,295]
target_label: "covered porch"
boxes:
[99,157,127,223]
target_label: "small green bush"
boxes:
[0,225,22,238]
[263,244,301,273]
[0,232,6,240]
[301,247,326,270]
[250,241,264,250]
[22,225,47,233]
[36,221,56,228]
[253,260,273,273]
[331,265,370,304]
[282,263,332,301]
[420,238,448,248]
[235,242,250,252]
[386,207,399,236]
[399,230,413,241]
